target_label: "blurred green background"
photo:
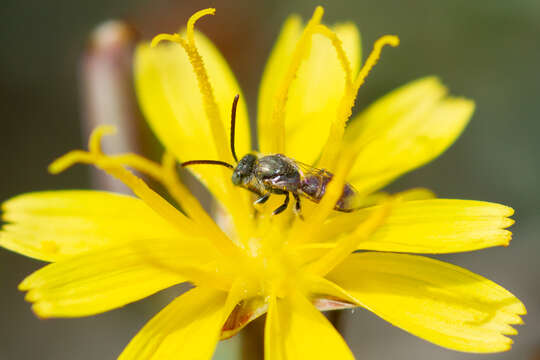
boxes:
[1,0,539,359]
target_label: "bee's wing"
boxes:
[294,160,328,178]
[295,160,362,210]
[293,161,333,203]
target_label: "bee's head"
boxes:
[232,154,257,185]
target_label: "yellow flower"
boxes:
[0,7,525,359]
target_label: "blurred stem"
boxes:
[327,309,343,332]
[242,317,265,360]
[241,310,343,359]
[80,20,144,192]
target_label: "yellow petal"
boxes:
[346,77,474,195]
[18,235,230,318]
[119,287,229,360]
[258,16,361,164]
[135,31,251,217]
[321,199,514,253]
[0,191,181,261]
[264,295,283,360]
[20,243,178,317]
[328,252,526,353]
[265,292,354,360]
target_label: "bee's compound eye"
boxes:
[231,172,241,185]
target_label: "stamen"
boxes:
[88,125,116,154]
[150,8,230,163]
[108,152,214,225]
[157,152,219,224]
[150,33,183,48]
[313,24,353,90]
[318,34,399,168]
[161,152,177,171]
[270,6,324,153]
[186,8,216,44]
[50,152,196,235]
[49,125,242,258]
[108,153,166,180]
[48,150,95,174]
[353,35,399,95]
[150,9,256,246]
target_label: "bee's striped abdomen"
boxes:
[299,170,357,212]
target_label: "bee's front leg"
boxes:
[254,193,270,205]
[272,191,290,215]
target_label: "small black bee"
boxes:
[182,95,359,216]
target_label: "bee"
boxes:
[182,95,359,217]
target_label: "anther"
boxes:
[186,8,216,45]
[149,8,230,162]
[318,34,400,169]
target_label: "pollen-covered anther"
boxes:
[354,34,399,94]
[318,34,400,168]
[50,126,180,200]
[150,8,230,162]
[49,126,228,244]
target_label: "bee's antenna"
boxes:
[182,160,234,169]
[180,95,240,171]
[230,94,240,163]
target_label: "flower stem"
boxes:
[241,317,265,359]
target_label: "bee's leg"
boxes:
[292,193,304,220]
[254,193,270,205]
[272,192,290,215]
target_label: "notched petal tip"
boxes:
[24,289,41,302]
[23,288,55,318]
[32,302,53,319]
[500,230,512,247]
[18,276,33,291]
[495,303,526,350]
[490,204,515,247]
[328,252,526,353]
[503,205,515,218]
[0,197,11,213]
[506,296,527,317]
